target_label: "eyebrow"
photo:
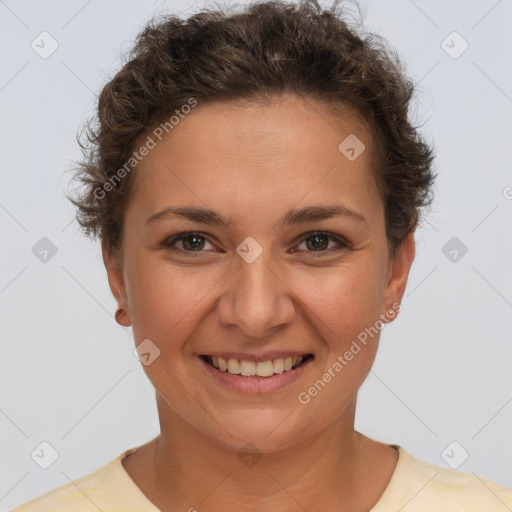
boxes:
[146,204,367,227]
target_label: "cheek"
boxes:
[127,253,386,346]
[126,254,211,346]
[291,264,385,417]
[292,259,386,340]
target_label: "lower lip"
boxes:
[198,356,313,394]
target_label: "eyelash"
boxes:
[160,231,352,257]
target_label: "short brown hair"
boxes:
[68,0,436,259]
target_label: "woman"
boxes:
[13,0,512,510]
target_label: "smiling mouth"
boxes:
[200,354,314,378]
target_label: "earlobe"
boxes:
[381,231,416,323]
[115,307,130,327]
[102,241,132,326]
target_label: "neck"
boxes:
[122,393,397,512]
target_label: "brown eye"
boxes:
[305,233,330,251]
[180,234,206,251]
[161,230,351,257]
[161,232,215,253]
[294,232,351,255]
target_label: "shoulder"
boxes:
[9,447,158,512]
[376,445,512,511]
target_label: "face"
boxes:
[104,93,414,453]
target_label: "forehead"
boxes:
[129,94,381,222]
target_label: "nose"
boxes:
[216,253,296,339]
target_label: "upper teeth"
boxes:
[211,355,304,377]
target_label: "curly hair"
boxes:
[68,0,436,260]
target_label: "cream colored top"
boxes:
[11,444,512,511]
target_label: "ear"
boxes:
[380,230,416,322]
[102,241,131,326]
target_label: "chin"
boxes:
[204,409,307,453]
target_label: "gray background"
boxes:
[1,0,511,509]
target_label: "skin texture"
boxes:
[103,93,415,511]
